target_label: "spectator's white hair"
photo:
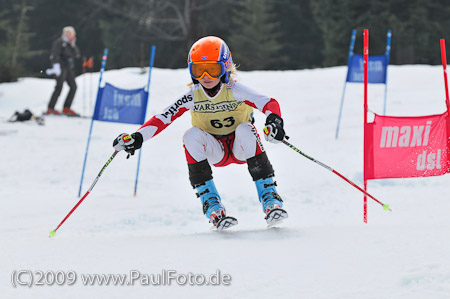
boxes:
[62,26,76,36]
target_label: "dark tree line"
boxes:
[1,0,449,82]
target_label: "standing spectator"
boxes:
[45,26,80,116]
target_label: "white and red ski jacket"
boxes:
[137,80,281,141]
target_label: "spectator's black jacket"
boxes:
[49,37,80,69]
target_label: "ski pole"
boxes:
[282,139,391,211]
[88,57,94,115]
[82,57,87,116]
[49,151,118,237]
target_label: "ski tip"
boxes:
[383,204,391,211]
[49,230,56,238]
[216,217,238,231]
[266,208,288,226]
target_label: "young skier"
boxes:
[113,36,288,230]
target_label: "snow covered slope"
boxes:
[1,65,449,299]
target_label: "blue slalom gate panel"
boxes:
[93,83,148,125]
[346,54,387,84]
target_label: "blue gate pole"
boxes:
[383,30,392,115]
[134,45,156,196]
[335,29,357,139]
[78,49,109,197]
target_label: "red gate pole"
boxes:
[363,29,369,223]
[440,39,450,113]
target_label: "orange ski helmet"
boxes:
[188,36,233,83]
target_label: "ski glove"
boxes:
[113,132,143,158]
[45,63,61,76]
[264,113,285,143]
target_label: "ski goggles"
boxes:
[189,61,226,80]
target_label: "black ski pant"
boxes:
[48,67,77,109]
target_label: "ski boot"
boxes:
[195,179,238,231]
[62,107,80,117]
[255,176,288,226]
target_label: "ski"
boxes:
[66,114,90,119]
[266,208,288,227]
[214,216,238,231]
[43,112,91,119]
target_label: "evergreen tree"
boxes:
[0,0,34,82]
[272,0,324,69]
[1,0,450,76]
[311,0,450,66]
[228,0,284,70]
